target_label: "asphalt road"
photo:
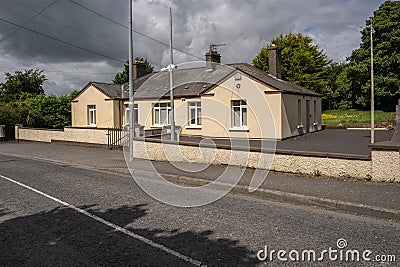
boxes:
[0,153,399,266]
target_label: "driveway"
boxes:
[276,129,393,156]
[177,129,394,156]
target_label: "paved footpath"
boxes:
[0,141,399,221]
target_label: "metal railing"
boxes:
[107,127,128,150]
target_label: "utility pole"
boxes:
[369,19,375,144]
[168,7,176,141]
[128,0,135,160]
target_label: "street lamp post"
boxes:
[128,0,135,160]
[160,7,176,141]
[368,20,375,144]
[168,7,176,141]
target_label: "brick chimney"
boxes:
[205,49,221,70]
[268,44,282,79]
[133,58,147,80]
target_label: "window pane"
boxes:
[154,109,160,125]
[232,100,240,107]
[88,106,96,125]
[132,104,138,124]
[125,109,130,125]
[160,109,167,125]
[134,110,138,124]
[242,107,247,126]
[92,111,96,124]
[198,108,201,125]
[233,107,240,127]
[190,108,196,125]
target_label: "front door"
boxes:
[306,100,310,133]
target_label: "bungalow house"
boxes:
[71,46,322,140]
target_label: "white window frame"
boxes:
[231,100,248,129]
[124,104,138,127]
[188,102,202,128]
[153,102,171,126]
[88,105,96,126]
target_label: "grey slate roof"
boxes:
[79,72,156,100]
[134,65,234,100]
[228,63,321,97]
[90,82,124,99]
[76,63,320,100]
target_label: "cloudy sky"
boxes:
[0,0,385,96]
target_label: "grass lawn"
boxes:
[322,109,396,126]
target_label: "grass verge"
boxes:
[322,109,396,126]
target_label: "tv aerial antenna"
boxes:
[209,44,226,51]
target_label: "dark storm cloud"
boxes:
[0,0,128,64]
[0,0,385,95]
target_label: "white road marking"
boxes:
[0,174,203,266]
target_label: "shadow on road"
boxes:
[0,204,258,266]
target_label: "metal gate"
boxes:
[107,128,128,150]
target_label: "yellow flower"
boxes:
[322,114,338,120]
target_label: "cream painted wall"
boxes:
[281,94,322,139]
[176,98,202,136]
[71,85,118,128]
[113,99,123,128]
[72,75,321,139]
[133,73,279,139]
[202,73,280,139]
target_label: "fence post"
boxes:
[107,128,110,148]
[14,124,23,143]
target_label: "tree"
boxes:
[0,72,78,139]
[324,62,348,110]
[0,101,23,139]
[0,69,47,100]
[113,58,154,84]
[253,33,331,94]
[18,90,79,129]
[336,1,400,111]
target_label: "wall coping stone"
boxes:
[133,137,371,161]
[369,141,400,151]
[19,127,64,131]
